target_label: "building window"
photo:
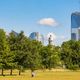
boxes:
[71,33,76,40]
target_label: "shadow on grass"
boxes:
[0,74,17,76]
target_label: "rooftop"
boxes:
[72,12,80,15]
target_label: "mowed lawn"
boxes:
[0,69,80,80]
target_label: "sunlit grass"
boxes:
[0,69,80,80]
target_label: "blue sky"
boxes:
[0,0,79,45]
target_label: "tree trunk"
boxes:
[2,68,3,76]
[19,70,21,75]
[10,69,12,75]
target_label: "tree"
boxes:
[8,31,19,75]
[61,40,80,70]
[0,29,13,75]
[8,31,42,75]
[8,31,29,75]
[26,40,42,76]
[14,32,42,76]
[40,45,60,70]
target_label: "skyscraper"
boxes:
[48,35,53,45]
[71,12,80,40]
[29,32,44,43]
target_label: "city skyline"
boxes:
[0,0,80,45]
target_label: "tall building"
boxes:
[47,32,56,45]
[71,12,80,40]
[48,35,53,45]
[29,32,44,43]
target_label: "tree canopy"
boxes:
[0,29,80,76]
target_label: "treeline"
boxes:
[0,29,80,75]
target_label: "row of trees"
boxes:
[0,29,80,76]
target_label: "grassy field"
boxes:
[0,69,80,80]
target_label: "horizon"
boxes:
[0,0,80,45]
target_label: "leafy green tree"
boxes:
[61,40,80,70]
[14,32,42,75]
[40,45,60,70]
[0,29,13,75]
[26,40,42,73]
[8,31,28,75]
[8,31,42,75]
[8,31,19,75]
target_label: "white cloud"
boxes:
[38,18,58,26]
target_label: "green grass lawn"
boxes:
[0,69,80,80]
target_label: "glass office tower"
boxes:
[29,32,44,44]
[71,12,80,40]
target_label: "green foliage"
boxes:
[0,29,13,69]
[8,31,43,72]
[8,31,28,70]
[26,40,42,71]
[0,28,80,72]
[61,40,80,70]
[40,45,60,69]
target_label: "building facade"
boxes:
[29,32,44,43]
[71,12,80,40]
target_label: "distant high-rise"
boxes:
[29,32,44,43]
[47,32,56,45]
[48,35,53,45]
[71,12,80,40]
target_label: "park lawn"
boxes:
[0,69,80,80]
